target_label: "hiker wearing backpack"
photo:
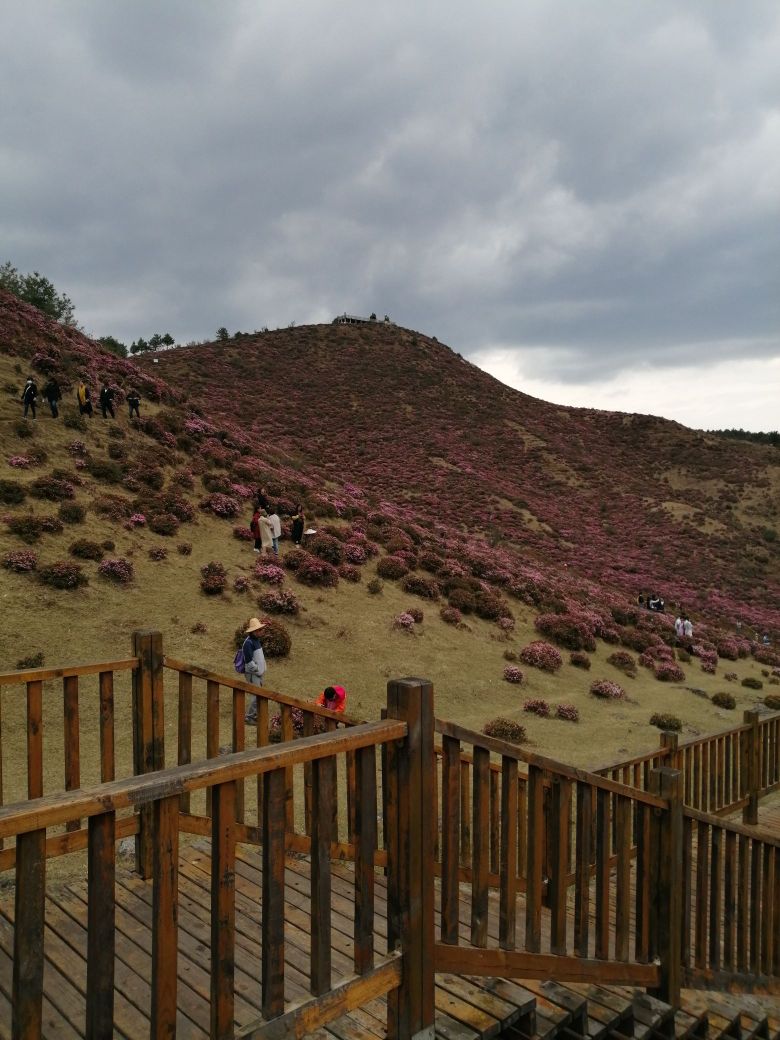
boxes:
[21,377,37,419]
[239,617,267,724]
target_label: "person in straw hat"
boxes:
[242,617,267,724]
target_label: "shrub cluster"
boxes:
[555,703,580,722]
[741,677,763,690]
[255,562,285,584]
[59,501,86,524]
[3,549,38,572]
[711,692,736,710]
[233,576,251,593]
[523,698,551,717]
[764,694,780,710]
[0,479,26,504]
[295,555,339,588]
[148,546,168,561]
[39,561,88,589]
[482,718,526,743]
[148,513,180,536]
[518,641,563,673]
[177,542,193,556]
[440,606,462,625]
[590,679,626,700]
[201,561,227,595]
[401,573,440,600]
[258,618,292,658]
[200,493,241,518]
[98,558,134,584]
[569,650,591,670]
[16,651,45,669]
[654,662,685,683]
[233,525,254,541]
[28,476,75,501]
[376,555,409,580]
[308,533,344,566]
[607,650,637,677]
[393,612,416,632]
[69,539,104,561]
[649,712,683,732]
[367,577,383,595]
[258,588,300,616]
[535,612,597,651]
[503,665,524,684]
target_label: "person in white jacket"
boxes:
[242,617,267,723]
[268,509,282,555]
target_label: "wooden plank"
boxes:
[709,825,724,970]
[98,670,115,783]
[0,657,138,685]
[262,767,286,1019]
[151,794,179,1038]
[354,744,377,975]
[634,802,650,962]
[132,630,157,879]
[761,842,774,974]
[525,764,544,954]
[206,678,220,817]
[736,833,749,972]
[257,697,269,839]
[471,746,490,948]
[86,811,115,1040]
[549,776,572,956]
[441,736,461,945]
[749,837,762,974]
[694,820,709,969]
[722,828,736,971]
[574,781,592,959]
[489,768,500,877]
[433,944,659,985]
[460,760,471,867]
[281,704,295,834]
[614,794,631,962]
[178,670,193,813]
[594,787,610,960]
[311,755,335,995]
[211,781,236,1040]
[63,675,80,833]
[499,757,518,951]
[26,680,43,800]
[232,687,246,823]
[680,814,692,969]
[12,828,46,1040]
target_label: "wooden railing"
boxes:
[593,708,780,822]
[2,631,779,1036]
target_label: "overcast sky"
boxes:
[2,1,778,432]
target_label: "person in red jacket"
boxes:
[316,685,347,712]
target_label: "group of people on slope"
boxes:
[250,487,307,555]
[20,375,141,421]
[239,616,346,724]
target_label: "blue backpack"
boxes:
[234,646,246,674]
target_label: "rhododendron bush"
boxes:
[518,641,562,673]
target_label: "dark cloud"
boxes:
[1,1,777,427]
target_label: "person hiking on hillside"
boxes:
[250,506,262,553]
[259,509,274,554]
[254,486,269,511]
[268,507,282,555]
[126,388,140,419]
[20,377,37,420]
[43,376,61,418]
[291,505,305,546]
[674,615,685,640]
[99,383,116,419]
[315,685,347,713]
[241,617,267,724]
[77,380,93,417]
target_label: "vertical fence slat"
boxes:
[232,688,245,824]
[694,821,709,969]
[574,781,592,959]
[525,765,544,954]
[13,828,46,1040]
[281,704,295,834]
[471,746,489,948]
[489,767,500,877]
[354,744,377,975]
[499,757,518,951]
[311,755,335,995]
[722,829,736,972]
[681,815,692,970]
[761,844,774,975]
[634,802,651,962]
[750,837,762,974]
[151,794,179,1039]
[594,787,611,960]
[132,630,164,879]
[649,767,683,1009]
[614,794,631,962]
[211,781,236,1040]
[303,713,314,836]
[26,680,43,800]
[98,670,115,784]
[177,671,192,813]
[549,776,572,956]
[709,826,723,970]
[459,760,471,868]
[206,679,220,817]
[262,767,286,1019]
[441,736,460,945]
[63,676,80,833]
[256,698,269,840]
[86,811,115,1040]
[737,834,749,972]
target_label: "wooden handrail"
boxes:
[683,804,780,846]
[0,657,139,686]
[435,717,667,808]
[0,719,406,840]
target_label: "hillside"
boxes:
[1,291,779,780]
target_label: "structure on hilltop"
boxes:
[332,311,394,325]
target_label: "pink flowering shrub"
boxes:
[148,546,168,561]
[503,665,524,684]
[258,588,300,616]
[3,549,37,572]
[607,650,637,677]
[309,533,344,566]
[177,542,193,555]
[754,645,780,667]
[535,613,597,652]
[68,440,88,457]
[296,555,339,588]
[39,561,89,589]
[724,671,738,682]
[590,679,626,700]
[148,513,180,536]
[401,573,440,600]
[474,590,511,620]
[200,561,227,595]
[497,616,515,634]
[556,703,579,722]
[200,493,241,519]
[523,698,551,717]
[376,556,409,580]
[29,476,75,501]
[440,606,462,625]
[483,718,526,743]
[255,562,285,584]
[519,641,563,673]
[393,612,416,632]
[343,542,367,565]
[233,525,254,541]
[129,513,146,527]
[8,455,31,468]
[654,662,685,682]
[338,563,362,582]
[716,638,740,661]
[232,576,250,593]
[570,650,591,670]
[282,548,308,571]
[406,606,424,623]
[98,558,134,584]
[268,707,326,742]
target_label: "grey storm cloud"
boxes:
[1,0,778,416]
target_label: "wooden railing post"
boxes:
[132,630,165,878]
[742,708,761,825]
[386,678,435,1040]
[660,730,681,772]
[649,767,683,1009]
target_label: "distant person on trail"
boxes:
[268,508,281,555]
[291,505,305,546]
[259,510,274,554]
[126,389,140,418]
[241,618,267,724]
[250,507,262,553]
[674,615,685,640]
[255,486,269,511]
[43,377,61,418]
[315,685,347,713]
[99,383,116,419]
[20,377,37,419]
[77,381,93,417]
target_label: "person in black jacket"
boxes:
[99,383,116,419]
[21,377,37,419]
[126,388,140,418]
[43,377,62,418]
